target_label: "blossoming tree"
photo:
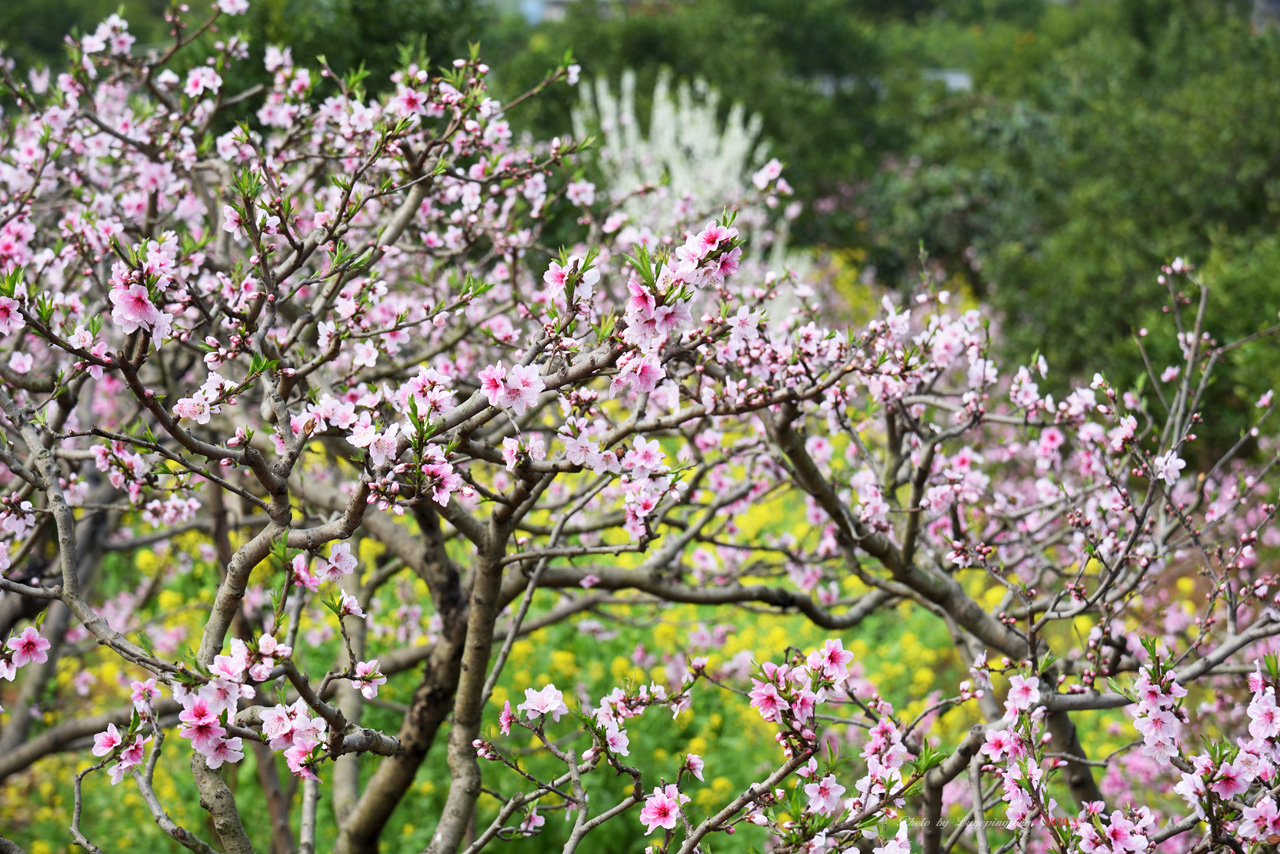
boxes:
[0,5,1279,854]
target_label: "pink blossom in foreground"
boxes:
[478,362,546,414]
[804,774,847,816]
[1005,675,1041,713]
[639,787,680,835]
[352,660,387,699]
[748,680,789,723]
[517,684,569,723]
[204,736,245,770]
[92,723,123,757]
[108,736,149,785]
[1152,450,1186,487]
[519,807,545,835]
[686,754,704,781]
[872,822,911,854]
[7,627,51,668]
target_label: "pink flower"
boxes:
[503,364,545,414]
[1242,797,1280,842]
[519,806,546,835]
[292,554,322,591]
[499,700,515,736]
[1152,450,1186,487]
[478,363,506,405]
[1103,811,1148,853]
[324,542,359,579]
[130,679,161,713]
[204,736,245,769]
[368,424,400,467]
[611,354,665,397]
[748,680,790,723]
[8,352,32,374]
[109,283,161,334]
[981,729,1016,762]
[7,626,51,667]
[813,638,855,682]
[517,684,569,723]
[804,774,847,816]
[222,205,244,239]
[1249,689,1280,740]
[1210,761,1251,799]
[0,297,25,335]
[639,787,680,835]
[352,660,387,700]
[691,222,736,259]
[391,86,428,117]
[623,437,665,472]
[588,719,624,755]
[542,259,571,296]
[686,754,704,781]
[261,704,294,747]
[752,158,783,190]
[873,822,911,854]
[259,634,289,658]
[92,723,123,757]
[285,743,319,781]
[477,362,546,414]
[339,591,366,619]
[173,390,216,424]
[184,66,223,99]
[179,696,226,751]
[1005,675,1040,713]
[108,735,149,785]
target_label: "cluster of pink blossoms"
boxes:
[90,723,150,784]
[86,634,314,782]
[261,699,329,781]
[747,638,855,735]
[478,362,546,416]
[0,627,52,711]
[177,695,245,769]
[1150,664,1280,844]
[1131,665,1187,763]
[1076,806,1157,854]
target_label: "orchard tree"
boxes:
[0,5,1279,854]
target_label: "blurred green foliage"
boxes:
[857,0,1280,453]
[231,0,485,91]
[0,0,169,68]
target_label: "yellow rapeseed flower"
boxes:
[550,650,575,675]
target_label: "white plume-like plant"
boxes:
[572,68,805,284]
